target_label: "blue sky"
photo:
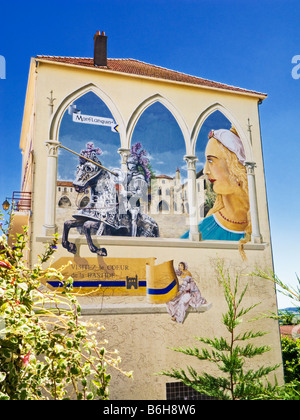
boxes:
[0,0,299,308]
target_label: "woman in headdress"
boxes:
[181,128,251,249]
[166,262,207,323]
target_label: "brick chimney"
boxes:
[93,31,107,67]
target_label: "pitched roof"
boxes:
[156,174,174,180]
[57,181,73,187]
[36,56,267,99]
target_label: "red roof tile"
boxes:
[36,56,267,98]
[156,175,174,180]
[280,325,300,339]
[57,181,73,187]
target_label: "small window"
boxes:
[58,196,71,208]
[158,200,169,212]
[166,382,217,400]
[79,196,90,208]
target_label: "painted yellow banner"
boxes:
[45,256,156,296]
[146,260,179,304]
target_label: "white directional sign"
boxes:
[72,112,119,133]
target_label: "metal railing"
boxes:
[11,191,32,212]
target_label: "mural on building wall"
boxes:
[57,94,250,248]
[57,94,193,244]
[46,256,210,323]
[55,94,211,320]
[61,141,160,256]
[56,96,247,313]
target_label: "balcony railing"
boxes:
[11,191,32,212]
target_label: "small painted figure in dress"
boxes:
[166,262,207,323]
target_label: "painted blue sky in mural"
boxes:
[58,92,231,181]
[58,92,121,180]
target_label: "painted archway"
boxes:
[49,83,126,147]
[126,94,191,153]
[191,102,253,161]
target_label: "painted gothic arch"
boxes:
[191,102,253,161]
[49,83,126,147]
[126,94,191,153]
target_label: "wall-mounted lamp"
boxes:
[2,199,10,211]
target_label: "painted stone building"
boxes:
[14,31,283,399]
[56,168,207,239]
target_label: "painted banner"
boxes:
[45,257,179,302]
[72,112,119,132]
[146,260,179,304]
[46,257,154,296]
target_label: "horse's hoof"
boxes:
[97,248,107,257]
[68,243,77,254]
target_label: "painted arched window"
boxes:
[158,200,169,212]
[56,92,121,235]
[58,92,121,182]
[193,110,250,242]
[131,101,188,238]
[58,196,71,208]
[195,110,232,215]
[79,196,90,208]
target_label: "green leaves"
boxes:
[0,221,131,400]
[159,264,282,400]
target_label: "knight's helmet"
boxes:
[75,142,104,188]
[80,142,103,166]
[126,154,139,169]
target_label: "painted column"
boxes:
[245,161,262,243]
[184,155,201,241]
[43,140,60,236]
[118,148,131,173]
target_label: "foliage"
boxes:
[205,180,217,211]
[252,268,300,399]
[281,336,300,383]
[159,265,281,400]
[252,268,300,308]
[0,217,132,400]
[278,309,300,325]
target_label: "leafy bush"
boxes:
[281,336,300,383]
[0,220,132,400]
[159,265,281,400]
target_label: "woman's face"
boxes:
[179,263,185,271]
[204,138,238,195]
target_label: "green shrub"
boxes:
[0,220,132,400]
[159,265,281,400]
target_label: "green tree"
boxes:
[252,268,300,399]
[159,265,281,400]
[204,180,217,212]
[281,336,300,383]
[0,217,132,400]
[278,309,300,326]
